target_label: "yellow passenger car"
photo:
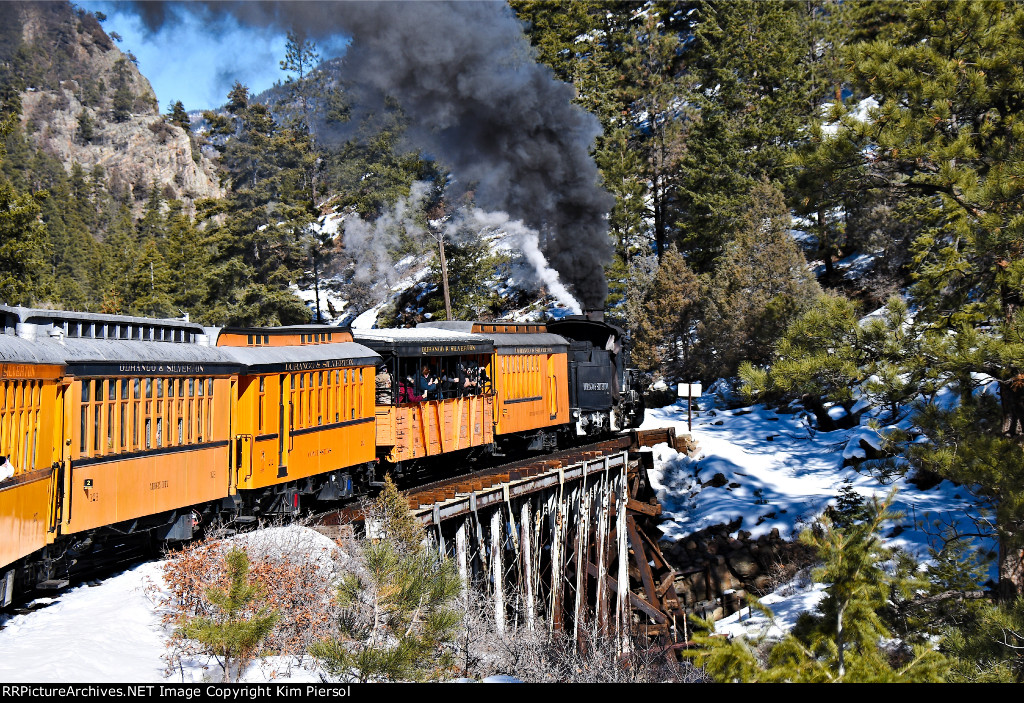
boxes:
[217,326,380,504]
[52,312,237,537]
[0,324,65,593]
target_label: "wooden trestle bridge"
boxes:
[403,428,695,649]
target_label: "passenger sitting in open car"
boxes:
[458,361,481,397]
[0,456,13,482]
[415,365,439,400]
[400,377,424,404]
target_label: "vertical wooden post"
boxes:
[535,493,548,625]
[455,517,469,597]
[472,494,487,578]
[595,458,610,636]
[503,486,522,632]
[504,486,521,590]
[616,459,631,652]
[573,476,590,645]
[549,484,565,633]
[520,499,536,631]
[490,508,506,635]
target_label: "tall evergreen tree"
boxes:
[110,57,133,123]
[0,109,45,305]
[632,246,700,376]
[198,83,315,326]
[166,100,190,134]
[693,182,821,380]
[837,0,1024,596]
[678,1,821,269]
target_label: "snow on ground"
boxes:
[0,394,991,681]
[641,397,983,556]
[290,283,350,325]
[640,393,992,638]
[0,526,336,683]
[0,562,170,682]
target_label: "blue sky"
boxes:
[78,2,349,112]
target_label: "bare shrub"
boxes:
[452,580,709,683]
[148,120,176,144]
[151,525,350,680]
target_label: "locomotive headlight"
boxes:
[571,410,579,419]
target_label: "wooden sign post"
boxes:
[677,382,702,432]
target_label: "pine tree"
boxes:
[834,1,1024,596]
[279,30,322,134]
[198,83,316,326]
[631,246,700,376]
[0,110,46,305]
[621,7,691,261]
[310,476,462,682]
[110,57,133,123]
[166,100,190,134]
[694,181,821,380]
[687,489,947,682]
[677,1,822,269]
[76,109,94,144]
[757,293,863,420]
[178,547,280,683]
[424,225,506,322]
[942,597,1024,682]
[163,199,206,315]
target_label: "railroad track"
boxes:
[320,427,681,524]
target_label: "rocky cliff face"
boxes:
[6,2,223,208]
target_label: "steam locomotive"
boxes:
[0,305,643,604]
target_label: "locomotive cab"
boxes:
[547,313,644,435]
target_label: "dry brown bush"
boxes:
[452,581,709,683]
[150,525,354,680]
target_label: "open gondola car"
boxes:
[353,327,495,464]
[418,321,571,450]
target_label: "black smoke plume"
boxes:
[128,1,614,308]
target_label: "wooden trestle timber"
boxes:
[399,428,692,649]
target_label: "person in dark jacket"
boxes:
[415,364,438,400]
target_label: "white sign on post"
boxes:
[677,383,702,398]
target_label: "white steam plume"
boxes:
[342,181,431,289]
[453,209,582,314]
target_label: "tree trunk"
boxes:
[312,254,322,323]
[998,533,1024,600]
[836,600,846,679]
[653,172,666,261]
[1000,378,1024,438]
[439,237,452,320]
[818,207,835,282]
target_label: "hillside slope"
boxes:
[1,1,223,209]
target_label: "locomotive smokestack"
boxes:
[583,309,605,323]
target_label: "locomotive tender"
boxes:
[0,305,642,604]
